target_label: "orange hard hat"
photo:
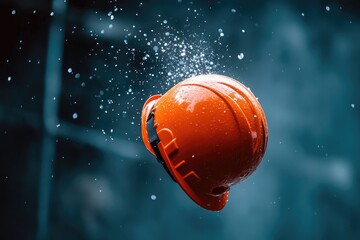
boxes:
[141,74,268,211]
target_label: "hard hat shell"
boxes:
[141,74,268,211]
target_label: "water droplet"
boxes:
[326,6,330,11]
[351,104,355,108]
[237,53,244,60]
[72,113,78,119]
[251,131,257,139]
[50,12,54,16]
[75,73,80,78]
[11,10,16,15]
[7,76,11,81]
[151,194,157,200]
[67,68,72,73]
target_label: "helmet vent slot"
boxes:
[211,186,229,196]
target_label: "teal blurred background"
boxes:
[0,0,359,239]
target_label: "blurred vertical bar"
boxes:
[37,1,68,240]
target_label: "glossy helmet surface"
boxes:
[141,74,268,211]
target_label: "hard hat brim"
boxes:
[157,141,229,211]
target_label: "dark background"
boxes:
[1,0,359,239]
